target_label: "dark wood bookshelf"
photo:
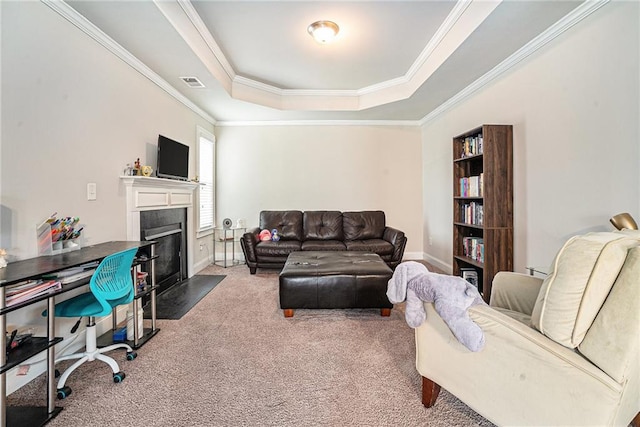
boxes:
[453,125,513,302]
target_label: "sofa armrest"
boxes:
[490,272,544,315]
[240,227,260,263]
[383,226,407,262]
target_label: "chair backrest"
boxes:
[90,247,138,316]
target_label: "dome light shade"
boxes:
[307,20,339,43]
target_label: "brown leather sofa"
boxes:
[240,210,407,274]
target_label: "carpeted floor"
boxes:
[8,264,493,426]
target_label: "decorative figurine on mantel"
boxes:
[0,249,7,269]
[134,158,141,176]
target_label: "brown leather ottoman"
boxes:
[279,251,394,317]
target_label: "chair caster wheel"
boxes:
[54,369,60,378]
[57,386,72,399]
[126,351,137,361]
[113,371,126,383]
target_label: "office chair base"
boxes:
[113,372,126,383]
[56,386,72,400]
[55,323,135,394]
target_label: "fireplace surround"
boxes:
[121,176,199,291]
[140,208,187,296]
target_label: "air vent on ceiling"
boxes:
[180,76,205,88]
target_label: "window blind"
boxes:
[198,132,215,231]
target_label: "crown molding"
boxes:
[402,0,472,86]
[215,120,422,127]
[419,0,610,127]
[42,0,216,125]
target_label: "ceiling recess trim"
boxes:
[217,0,610,126]
[419,0,610,127]
[157,0,501,112]
[215,120,423,128]
[177,0,235,82]
[42,0,216,124]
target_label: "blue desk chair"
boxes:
[45,247,139,399]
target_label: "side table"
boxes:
[526,266,550,277]
[213,227,246,267]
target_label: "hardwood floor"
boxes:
[415,260,446,274]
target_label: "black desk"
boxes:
[0,241,156,427]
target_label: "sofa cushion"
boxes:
[259,211,303,241]
[530,232,638,348]
[303,211,344,241]
[344,239,394,255]
[343,211,385,241]
[256,240,302,257]
[301,240,346,251]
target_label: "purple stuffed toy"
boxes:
[387,261,487,352]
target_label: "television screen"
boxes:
[157,135,189,181]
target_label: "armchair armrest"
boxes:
[490,272,544,315]
[383,226,407,263]
[415,303,621,426]
[240,227,260,263]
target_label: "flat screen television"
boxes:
[157,135,189,181]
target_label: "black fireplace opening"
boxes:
[140,209,187,296]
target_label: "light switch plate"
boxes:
[87,183,97,200]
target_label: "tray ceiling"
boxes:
[61,0,590,123]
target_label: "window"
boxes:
[197,127,215,233]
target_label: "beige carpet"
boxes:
[9,264,493,426]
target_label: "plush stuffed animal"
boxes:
[259,229,272,241]
[387,261,487,352]
[271,229,280,242]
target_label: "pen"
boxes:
[7,329,17,353]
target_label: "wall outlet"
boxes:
[199,243,204,251]
[429,236,433,245]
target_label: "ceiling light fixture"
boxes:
[307,20,339,44]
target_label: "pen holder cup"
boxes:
[36,223,84,256]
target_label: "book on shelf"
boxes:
[468,176,479,197]
[460,202,484,226]
[459,175,482,197]
[462,237,484,262]
[41,262,98,284]
[6,280,62,306]
[460,135,484,158]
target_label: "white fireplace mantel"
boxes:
[121,176,200,277]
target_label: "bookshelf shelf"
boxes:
[454,222,484,230]
[454,255,484,269]
[453,125,513,302]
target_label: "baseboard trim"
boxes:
[193,257,214,274]
[422,253,453,274]
[402,251,423,261]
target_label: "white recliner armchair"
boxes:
[416,231,640,426]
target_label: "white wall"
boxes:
[0,1,214,392]
[421,0,639,273]
[214,124,424,258]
